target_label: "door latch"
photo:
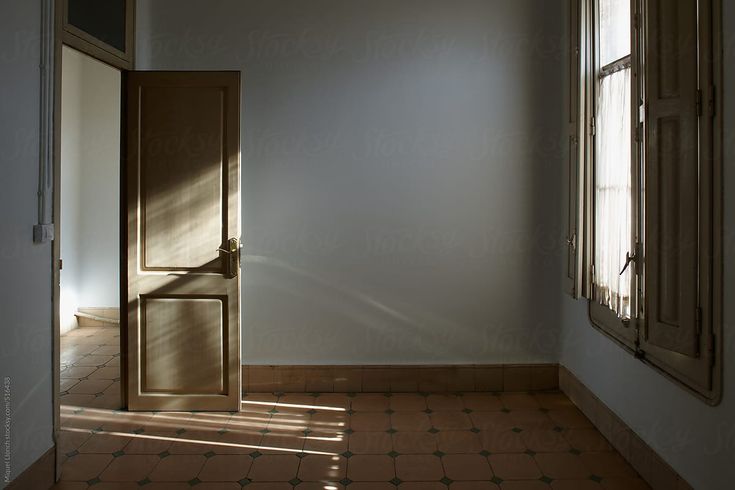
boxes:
[619,250,637,275]
[217,238,240,279]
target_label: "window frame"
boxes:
[572,0,723,405]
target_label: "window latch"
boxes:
[619,251,637,275]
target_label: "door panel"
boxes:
[126,71,240,411]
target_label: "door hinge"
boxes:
[59,258,63,270]
[696,89,703,117]
[590,116,596,136]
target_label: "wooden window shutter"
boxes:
[565,0,582,298]
[643,0,700,356]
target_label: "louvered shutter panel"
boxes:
[644,0,699,356]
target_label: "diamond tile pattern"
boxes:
[55,329,651,489]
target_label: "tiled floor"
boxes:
[57,329,650,490]
[61,326,122,410]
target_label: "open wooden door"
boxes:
[125,71,240,411]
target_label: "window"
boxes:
[566,0,722,404]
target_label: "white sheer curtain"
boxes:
[595,67,632,319]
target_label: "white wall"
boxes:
[0,0,54,485]
[558,3,735,489]
[60,46,121,334]
[137,0,566,365]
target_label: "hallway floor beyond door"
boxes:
[54,388,649,489]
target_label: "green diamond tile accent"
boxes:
[441,477,453,485]
[385,409,395,415]
[66,450,79,458]
[158,450,170,459]
[386,428,397,434]
[86,477,101,486]
[590,474,603,482]
[238,478,252,486]
[462,408,473,414]
[92,427,104,434]
[525,449,536,456]
[204,451,216,458]
[342,451,354,458]
[137,477,152,486]
[250,450,262,459]
[188,477,201,486]
[347,393,357,398]
[217,428,228,435]
[347,409,356,415]
[176,428,186,435]
[388,451,400,458]
[274,391,285,397]
[570,448,582,455]
[296,453,306,459]
[470,427,481,434]
[553,426,564,432]
[94,392,104,397]
[310,392,321,397]
[345,428,354,435]
[512,427,523,433]
[268,408,279,414]
[540,476,553,484]
[491,476,504,485]
[433,450,445,457]
[428,427,440,434]
[289,478,302,486]
[390,477,402,485]
[501,408,511,413]
[259,429,270,435]
[479,450,491,457]
[73,408,84,415]
[307,409,318,415]
[112,450,125,458]
[303,428,313,435]
[132,428,145,434]
[340,478,353,486]
[419,392,430,397]
[423,409,433,414]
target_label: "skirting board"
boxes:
[243,364,558,393]
[559,366,693,490]
[6,445,55,490]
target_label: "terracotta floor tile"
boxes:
[488,453,542,480]
[396,454,444,481]
[349,431,393,454]
[148,454,205,481]
[68,378,114,395]
[443,454,494,481]
[471,411,515,431]
[77,433,129,453]
[436,431,483,454]
[134,482,191,489]
[259,432,306,454]
[510,411,555,430]
[499,481,551,490]
[348,483,396,490]
[427,394,464,411]
[500,394,540,410]
[308,412,349,432]
[74,355,114,367]
[88,483,139,490]
[351,394,391,411]
[62,366,97,379]
[99,454,160,481]
[579,452,637,478]
[399,484,448,490]
[547,409,593,429]
[551,480,604,490]
[390,393,428,411]
[303,431,348,453]
[462,394,503,411]
[240,484,292,490]
[198,454,253,481]
[480,430,527,453]
[192,484,243,490]
[431,412,474,430]
[347,455,395,481]
[600,477,651,490]
[534,453,591,479]
[298,454,347,481]
[313,393,351,410]
[534,393,575,410]
[392,432,437,454]
[124,432,176,455]
[562,429,612,452]
[60,454,113,481]
[451,483,501,490]
[520,429,571,453]
[391,412,432,431]
[248,454,300,481]
[351,412,391,431]
[296,483,345,490]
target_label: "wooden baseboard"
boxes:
[6,446,55,490]
[559,366,693,490]
[243,364,558,393]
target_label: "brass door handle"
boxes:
[218,238,240,279]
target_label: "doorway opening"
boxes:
[59,45,122,411]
